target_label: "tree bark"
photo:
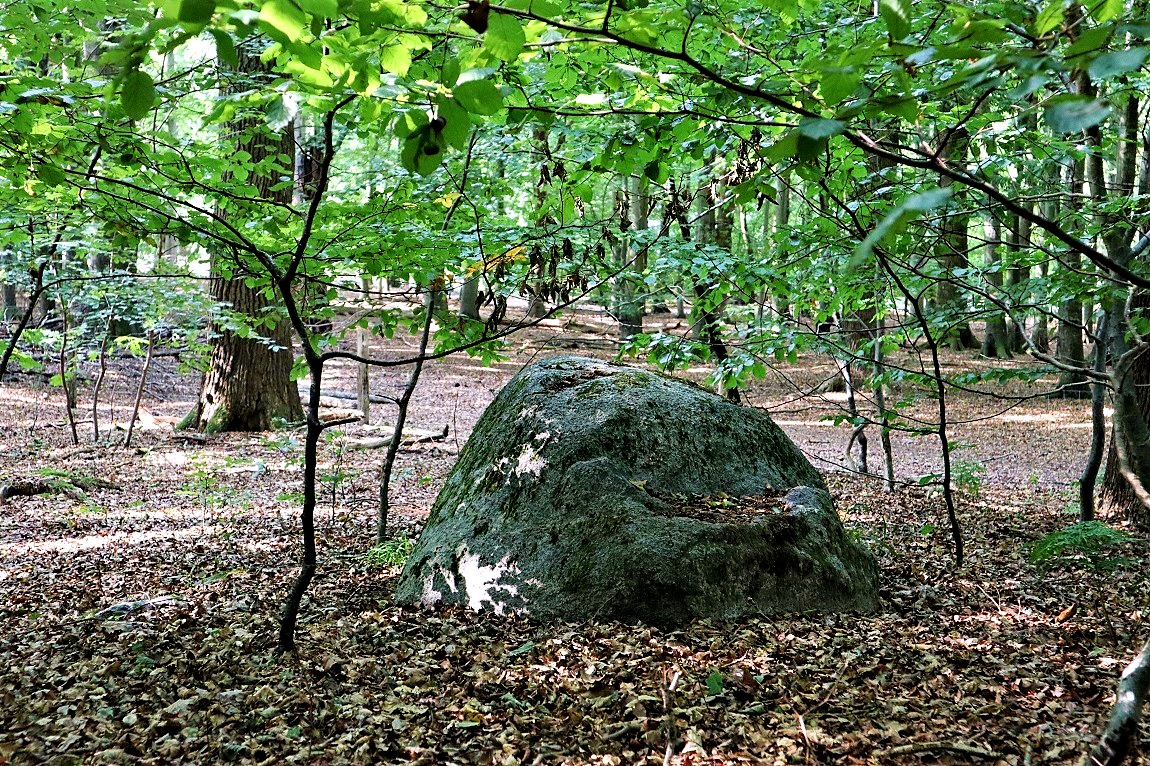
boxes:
[1101,340,1150,529]
[617,174,649,339]
[694,181,739,403]
[1,277,16,319]
[189,45,303,432]
[933,128,979,350]
[1085,639,1150,766]
[1095,91,1145,524]
[1055,160,1090,399]
[981,209,1011,359]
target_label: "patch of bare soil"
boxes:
[0,306,1146,765]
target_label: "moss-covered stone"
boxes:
[395,355,879,622]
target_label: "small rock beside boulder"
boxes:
[395,356,879,622]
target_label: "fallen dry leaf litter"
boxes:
[1,323,1148,765]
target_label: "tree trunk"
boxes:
[1055,159,1089,398]
[1096,90,1144,525]
[459,275,480,320]
[188,44,303,432]
[1101,338,1150,530]
[694,181,739,403]
[1086,638,1150,766]
[1,281,16,320]
[617,174,649,339]
[1005,210,1029,353]
[933,128,979,350]
[981,209,1011,359]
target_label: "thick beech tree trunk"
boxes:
[196,276,302,431]
[1,282,15,320]
[1101,340,1150,529]
[1094,91,1145,527]
[1055,159,1090,398]
[189,45,302,432]
[694,181,739,403]
[933,128,979,350]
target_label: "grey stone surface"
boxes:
[395,356,879,622]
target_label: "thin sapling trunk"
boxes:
[378,291,438,542]
[1080,315,1108,521]
[91,314,112,442]
[123,330,155,449]
[59,304,79,447]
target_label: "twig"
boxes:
[662,666,682,766]
[798,714,813,763]
[878,741,998,758]
[59,304,79,447]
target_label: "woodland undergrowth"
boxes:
[1,360,1148,765]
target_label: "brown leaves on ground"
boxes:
[1,449,1146,766]
[0,334,1148,765]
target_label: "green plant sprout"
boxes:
[361,537,416,569]
[1028,521,1139,572]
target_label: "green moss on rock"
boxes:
[395,355,878,622]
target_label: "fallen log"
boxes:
[344,424,448,449]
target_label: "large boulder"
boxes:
[395,356,878,622]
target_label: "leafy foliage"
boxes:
[362,536,416,569]
[1028,521,1140,572]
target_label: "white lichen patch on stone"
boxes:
[494,430,553,484]
[420,564,457,607]
[515,432,550,476]
[455,546,524,615]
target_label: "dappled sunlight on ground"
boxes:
[5,525,216,555]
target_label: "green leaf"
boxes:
[379,44,412,76]
[400,126,446,175]
[435,97,472,150]
[1087,47,1148,80]
[643,160,668,183]
[819,69,859,106]
[454,79,503,115]
[1044,96,1111,133]
[121,69,156,120]
[297,0,337,16]
[879,0,911,39]
[35,163,66,186]
[393,109,428,138]
[1066,26,1112,61]
[1088,0,1124,23]
[260,0,307,42]
[484,13,526,61]
[1034,0,1065,35]
[851,187,952,268]
[266,95,294,131]
[507,640,536,656]
[797,117,845,140]
[705,671,725,696]
[441,57,461,87]
[178,0,215,24]
[762,132,798,162]
[210,29,238,67]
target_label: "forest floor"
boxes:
[1,305,1148,765]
